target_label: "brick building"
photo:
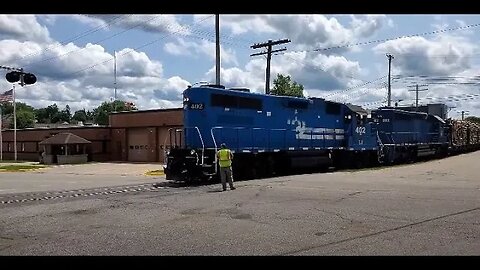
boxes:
[0,108,183,163]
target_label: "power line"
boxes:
[281,54,367,83]
[322,75,388,99]
[23,15,162,68]
[285,22,480,54]
[407,84,429,109]
[63,15,214,78]
[12,15,130,63]
[250,38,291,95]
[334,81,387,103]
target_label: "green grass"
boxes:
[0,164,46,172]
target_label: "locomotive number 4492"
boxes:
[190,103,204,110]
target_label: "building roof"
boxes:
[110,107,182,115]
[39,132,92,145]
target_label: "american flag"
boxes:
[0,89,13,102]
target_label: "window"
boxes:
[211,93,263,110]
[326,102,341,115]
[237,96,262,110]
[211,94,237,108]
[286,100,308,109]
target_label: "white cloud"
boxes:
[374,35,477,76]
[0,38,188,112]
[350,15,389,38]
[203,51,362,96]
[193,15,389,54]
[37,15,59,26]
[163,37,238,65]
[0,15,51,43]
[74,15,190,35]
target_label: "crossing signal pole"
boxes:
[1,65,37,161]
[251,39,291,94]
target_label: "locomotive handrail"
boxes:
[210,126,341,153]
[163,126,206,165]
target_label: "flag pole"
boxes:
[13,83,17,161]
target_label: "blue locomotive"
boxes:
[163,84,468,182]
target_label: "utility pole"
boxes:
[251,38,291,94]
[215,14,221,86]
[114,50,117,101]
[113,51,117,112]
[462,110,465,120]
[0,106,2,161]
[407,84,428,110]
[386,54,394,107]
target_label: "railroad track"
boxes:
[0,182,176,205]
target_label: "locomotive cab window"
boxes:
[211,93,262,110]
[286,100,308,109]
[238,96,262,110]
[211,94,237,108]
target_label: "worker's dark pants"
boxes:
[220,166,234,190]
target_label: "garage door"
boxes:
[128,128,150,162]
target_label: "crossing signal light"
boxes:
[5,71,37,85]
[23,73,37,85]
[6,71,21,83]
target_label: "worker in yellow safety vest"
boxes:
[216,143,236,191]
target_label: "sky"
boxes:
[1,14,480,119]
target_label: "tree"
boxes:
[34,104,59,123]
[0,102,35,129]
[11,109,35,129]
[271,74,304,98]
[72,109,87,123]
[93,100,137,125]
[34,107,48,123]
[52,105,71,123]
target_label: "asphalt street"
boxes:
[1,152,479,255]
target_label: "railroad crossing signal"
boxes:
[1,65,37,86]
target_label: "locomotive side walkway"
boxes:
[1,151,479,255]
